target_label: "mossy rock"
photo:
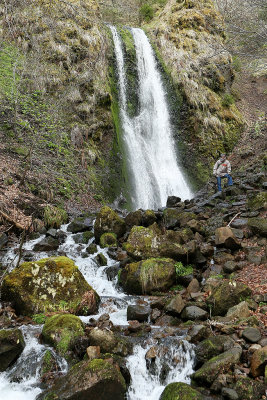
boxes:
[40,358,126,400]
[94,206,126,243]
[142,210,157,226]
[42,314,84,359]
[195,335,235,365]
[120,258,176,294]
[123,223,161,260]
[248,217,267,237]
[160,382,203,400]
[206,280,252,316]
[247,192,267,211]
[99,232,117,248]
[0,328,25,372]
[192,347,242,386]
[1,256,100,316]
[67,215,95,234]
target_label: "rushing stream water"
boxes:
[1,224,195,399]
[110,26,192,210]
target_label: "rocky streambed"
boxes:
[0,172,266,400]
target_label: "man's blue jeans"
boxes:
[217,174,233,191]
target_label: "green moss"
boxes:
[42,314,84,358]
[99,232,117,248]
[160,382,203,400]
[175,262,193,276]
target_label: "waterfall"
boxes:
[110,26,192,210]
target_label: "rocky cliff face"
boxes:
[145,0,244,186]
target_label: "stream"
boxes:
[0,224,195,399]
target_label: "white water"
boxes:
[126,337,195,400]
[0,325,67,400]
[110,26,191,210]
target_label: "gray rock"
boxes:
[223,261,238,273]
[33,236,59,251]
[166,196,181,207]
[242,327,261,343]
[226,301,251,319]
[0,233,8,250]
[195,335,235,364]
[221,387,239,400]
[230,219,248,229]
[127,305,150,322]
[181,306,208,321]
[46,228,58,238]
[67,215,94,233]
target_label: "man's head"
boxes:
[220,153,226,160]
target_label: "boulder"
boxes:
[86,346,100,361]
[1,256,100,316]
[88,328,131,357]
[223,261,239,273]
[221,387,238,400]
[248,217,267,237]
[127,305,150,322]
[99,232,117,248]
[181,306,208,321]
[123,224,161,260]
[67,214,94,233]
[207,281,252,316]
[0,328,25,372]
[165,293,185,315]
[40,350,59,383]
[159,382,203,400]
[230,218,248,229]
[95,253,107,267]
[120,258,176,295]
[242,327,262,343]
[39,358,126,400]
[142,210,157,226]
[215,227,241,250]
[250,346,267,377]
[195,336,235,365]
[124,210,143,228]
[226,301,251,320]
[187,278,200,294]
[166,196,181,207]
[94,206,126,242]
[247,192,267,211]
[33,236,60,251]
[193,347,242,385]
[73,231,94,244]
[42,314,84,359]
[87,243,97,254]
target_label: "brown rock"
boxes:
[86,346,100,361]
[250,346,267,377]
[187,278,200,294]
[215,227,241,250]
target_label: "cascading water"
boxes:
[1,224,195,400]
[110,26,192,210]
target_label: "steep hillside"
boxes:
[0,0,120,229]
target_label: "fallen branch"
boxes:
[0,210,25,231]
[227,212,241,227]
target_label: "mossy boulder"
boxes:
[248,217,267,237]
[40,350,59,382]
[123,224,161,260]
[40,358,126,400]
[207,280,252,316]
[160,382,203,400]
[124,210,143,227]
[192,347,242,386]
[247,192,267,211]
[142,210,157,226]
[94,207,126,243]
[120,258,176,294]
[0,328,25,372]
[195,335,235,365]
[163,209,196,230]
[99,232,117,248]
[250,346,267,378]
[42,314,84,359]
[1,256,100,316]
[88,328,131,357]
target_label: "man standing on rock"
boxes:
[213,153,233,192]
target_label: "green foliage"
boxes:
[32,313,47,324]
[232,56,242,72]
[175,262,193,277]
[140,4,154,22]
[222,93,235,107]
[43,205,68,229]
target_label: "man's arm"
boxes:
[213,160,219,175]
[227,160,231,174]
